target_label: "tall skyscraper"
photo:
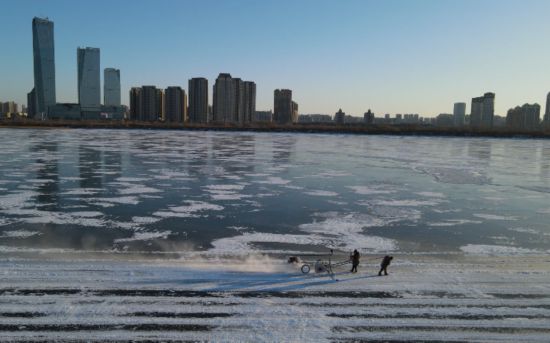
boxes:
[104,68,121,106]
[213,73,236,123]
[164,86,187,123]
[188,78,208,123]
[32,17,56,117]
[77,47,101,110]
[453,102,466,126]
[470,92,495,128]
[273,89,293,124]
[129,87,141,120]
[243,81,256,124]
[544,92,550,126]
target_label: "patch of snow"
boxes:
[460,244,540,255]
[473,214,518,221]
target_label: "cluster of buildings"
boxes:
[128,75,299,125]
[0,101,25,118]
[504,93,550,131]
[27,17,124,120]
[8,17,550,131]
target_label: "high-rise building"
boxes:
[470,97,483,127]
[334,109,345,124]
[453,102,466,126]
[129,87,141,120]
[157,89,164,121]
[234,77,245,123]
[243,81,256,124]
[291,101,299,123]
[141,86,159,121]
[213,73,236,123]
[77,47,101,110]
[188,77,208,123]
[104,68,120,106]
[506,104,541,130]
[27,88,36,118]
[274,89,293,124]
[164,86,187,123]
[481,92,495,128]
[544,92,550,126]
[470,92,495,128]
[32,17,56,117]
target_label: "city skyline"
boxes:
[2,0,550,117]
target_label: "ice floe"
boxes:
[114,230,172,243]
[304,190,339,197]
[473,214,518,221]
[0,230,41,238]
[347,185,397,195]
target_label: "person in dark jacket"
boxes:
[350,249,360,273]
[378,255,393,276]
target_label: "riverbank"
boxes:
[1,254,548,342]
[1,118,550,138]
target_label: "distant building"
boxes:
[141,86,160,121]
[77,47,101,110]
[436,113,454,127]
[1,101,18,114]
[298,114,333,123]
[334,109,345,124]
[544,92,550,127]
[156,88,164,121]
[243,81,256,124]
[48,103,81,120]
[188,77,208,123]
[273,89,294,124]
[129,87,142,120]
[104,68,121,106]
[254,110,272,122]
[164,86,187,123]
[453,102,466,126]
[213,73,236,123]
[32,17,56,118]
[403,114,420,124]
[27,89,36,118]
[291,101,299,123]
[506,104,541,130]
[471,92,495,128]
[364,109,375,124]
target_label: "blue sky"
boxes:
[1,0,550,116]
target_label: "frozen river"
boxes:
[1,128,550,342]
[0,128,549,257]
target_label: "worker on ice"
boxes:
[378,255,393,276]
[350,249,360,273]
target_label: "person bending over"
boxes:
[378,255,393,276]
